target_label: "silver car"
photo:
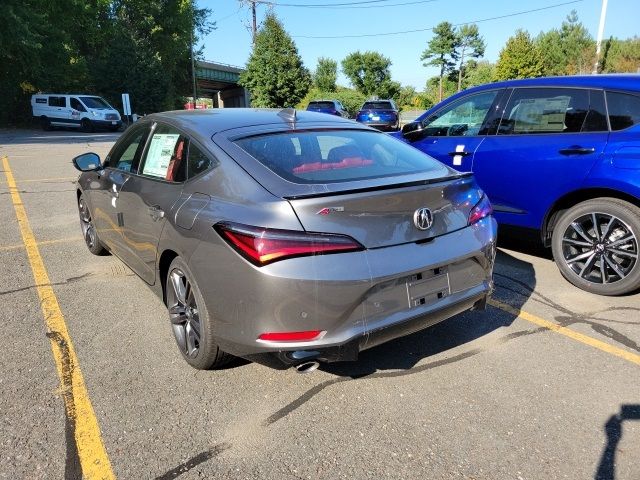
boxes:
[73,109,497,372]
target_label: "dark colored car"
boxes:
[356,99,399,131]
[72,109,496,372]
[306,100,348,117]
[399,75,640,296]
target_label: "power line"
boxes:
[292,0,585,38]
[252,0,403,7]
[252,0,438,7]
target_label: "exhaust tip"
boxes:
[295,361,320,374]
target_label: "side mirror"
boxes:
[72,152,101,172]
[401,121,425,142]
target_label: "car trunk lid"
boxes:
[287,175,480,248]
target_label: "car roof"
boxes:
[142,108,356,140]
[466,74,640,93]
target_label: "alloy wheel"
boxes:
[561,212,638,285]
[167,268,202,358]
[78,198,97,249]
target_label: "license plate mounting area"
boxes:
[407,267,450,308]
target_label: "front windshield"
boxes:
[235,129,449,184]
[80,97,111,109]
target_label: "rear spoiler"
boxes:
[283,172,473,200]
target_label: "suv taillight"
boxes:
[215,222,364,266]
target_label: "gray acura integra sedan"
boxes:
[73,108,497,372]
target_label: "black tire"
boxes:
[40,116,51,131]
[551,198,640,296]
[166,257,232,369]
[77,194,108,256]
[81,118,94,133]
[109,125,120,132]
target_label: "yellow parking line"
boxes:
[0,236,83,252]
[0,176,76,184]
[489,298,640,366]
[2,156,115,479]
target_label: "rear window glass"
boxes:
[234,130,448,184]
[362,102,394,110]
[80,97,110,109]
[308,102,335,109]
[606,91,640,131]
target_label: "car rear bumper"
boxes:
[189,217,497,366]
[356,119,398,131]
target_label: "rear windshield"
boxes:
[307,102,335,110]
[80,97,111,109]
[234,130,448,184]
[362,102,394,110]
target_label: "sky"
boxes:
[201,0,639,89]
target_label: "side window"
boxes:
[70,98,86,112]
[606,91,640,131]
[139,124,188,182]
[582,90,608,132]
[107,127,150,172]
[48,96,66,107]
[187,142,216,179]
[498,88,593,135]
[422,91,498,137]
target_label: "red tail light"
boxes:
[468,195,493,225]
[215,222,364,266]
[258,330,325,342]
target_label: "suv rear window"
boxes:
[362,102,394,110]
[606,91,640,131]
[234,130,447,184]
[308,102,335,109]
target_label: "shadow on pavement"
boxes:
[595,404,640,480]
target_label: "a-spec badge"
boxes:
[413,207,433,230]
[316,206,345,216]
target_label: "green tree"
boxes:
[536,11,594,75]
[463,60,496,88]
[314,57,337,92]
[494,30,544,81]
[239,14,311,107]
[455,24,485,91]
[341,51,398,98]
[423,74,457,107]
[421,22,459,102]
[395,85,418,110]
[601,36,640,72]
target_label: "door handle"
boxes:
[148,205,165,221]
[559,147,595,155]
[448,151,471,157]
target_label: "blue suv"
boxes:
[400,75,640,295]
[356,99,399,131]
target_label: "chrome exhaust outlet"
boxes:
[295,361,320,374]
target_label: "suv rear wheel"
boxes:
[551,198,640,295]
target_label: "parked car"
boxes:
[306,99,349,117]
[31,94,122,132]
[356,99,400,131]
[399,75,640,296]
[72,108,496,371]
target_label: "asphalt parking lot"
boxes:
[1,128,639,480]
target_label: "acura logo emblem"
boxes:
[413,207,433,230]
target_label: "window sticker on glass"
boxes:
[512,96,571,133]
[143,133,180,178]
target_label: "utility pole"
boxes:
[593,0,608,74]
[191,0,198,107]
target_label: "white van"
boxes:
[31,94,122,132]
